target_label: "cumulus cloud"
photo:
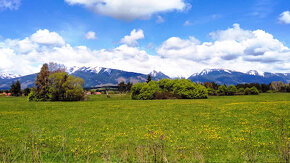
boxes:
[0,0,21,10]
[0,25,289,78]
[30,29,65,46]
[157,24,290,75]
[279,11,290,24]
[64,0,188,20]
[85,31,97,40]
[120,29,144,46]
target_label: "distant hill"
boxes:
[0,67,288,90]
[0,67,170,90]
[188,69,290,85]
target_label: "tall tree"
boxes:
[146,75,152,83]
[10,80,21,96]
[35,63,50,101]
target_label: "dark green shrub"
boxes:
[217,85,227,96]
[227,85,237,95]
[249,86,259,95]
[132,79,208,100]
[131,83,147,100]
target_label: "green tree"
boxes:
[23,88,31,96]
[131,83,146,100]
[62,75,85,101]
[250,86,259,95]
[49,72,84,101]
[34,63,50,101]
[138,81,159,100]
[244,87,251,95]
[49,72,68,101]
[217,85,227,96]
[146,75,152,83]
[118,81,126,93]
[227,85,237,95]
[10,80,21,96]
[28,64,85,101]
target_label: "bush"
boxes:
[237,88,245,95]
[227,85,237,96]
[207,87,217,96]
[250,86,259,95]
[244,86,259,95]
[217,85,227,96]
[131,83,147,100]
[131,79,208,100]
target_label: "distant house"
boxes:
[87,92,91,95]
[96,92,102,95]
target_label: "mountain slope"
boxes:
[0,67,169,89]
[188,69,290,85]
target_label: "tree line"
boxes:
[131,78,208,100]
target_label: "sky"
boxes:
[0,0,289,77]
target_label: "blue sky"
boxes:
[0,0,289,77]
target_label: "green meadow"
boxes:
[0,93,289,162]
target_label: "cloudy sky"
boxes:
[0,0,289,77]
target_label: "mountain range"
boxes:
[0,67,289,90]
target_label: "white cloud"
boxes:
[184,20,192,26]
[64,0,188,20]
[156,15,165,23]
[85,31,97,40]
[120,29,144,46]
[30,29,65,46]
[279,11,290,24]
[0,0,21,10]
[0,25,289,78]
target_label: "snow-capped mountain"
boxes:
[0,67,169,89]
[0,67,289,90]
[149,70,170,79]
[0,73,21,79]
[247,70,264,76]
[189,69,290,85]
[67,66,103,74]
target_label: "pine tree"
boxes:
[15,80,21,96]
[10,80,21,96]
[146,75,152,83]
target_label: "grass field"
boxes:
[0,93,289,162]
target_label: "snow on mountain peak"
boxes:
[149,70,159,77]
[199,68,232,75]
[68,66,103,74]
[0,72,21,79]
[247,70,264,76]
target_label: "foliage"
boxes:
[146,75,152,83]
[138,81,160,100]
[227,85,237,96]
[29,63,85,101]
[249,86,259,95]
[118,81,133,93]
[34,63,50,101]
[23,88,31,96]
[10,80,21,96]
[244,86,259,95]
[217,85,227,96]
[237,88,245,95]
[131,79,208,100]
